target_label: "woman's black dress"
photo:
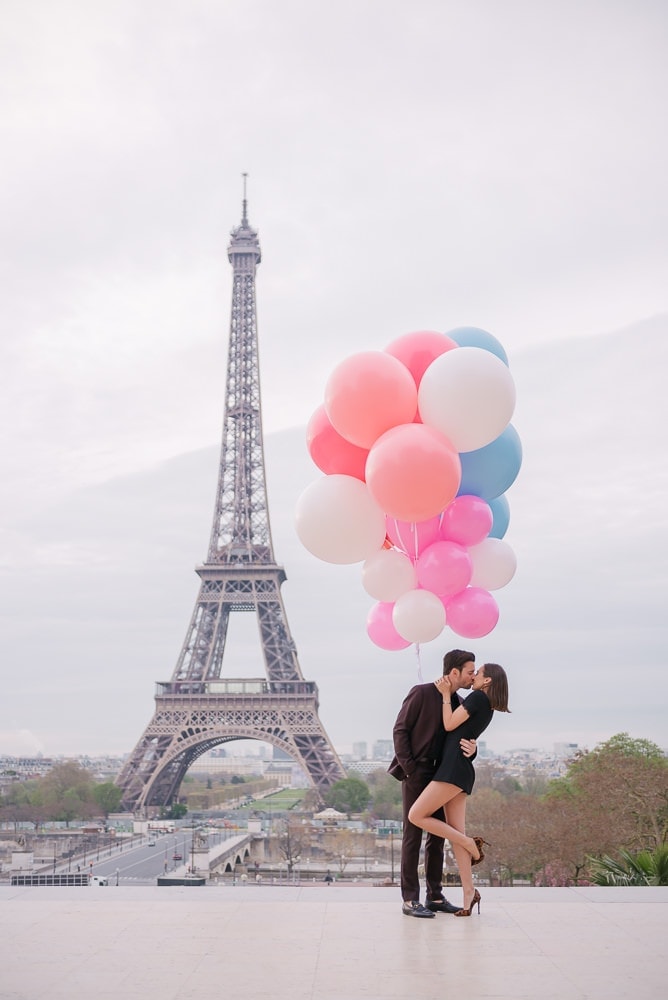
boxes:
[433,690,493,794]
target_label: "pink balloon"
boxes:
[385,330,458,388]
[366,423,461,523]
[366,601,411,650]
[440,495,493,546]
[385,514,441,559]
[416,540,472,597]
[325,351,418,449]
[445,587,499,638]
[306,405,369,480]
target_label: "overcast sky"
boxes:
[1,1,667,760]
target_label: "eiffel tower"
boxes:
[117,186,345,813]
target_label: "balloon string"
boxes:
[410,521,419,563]
[415,642,423,682]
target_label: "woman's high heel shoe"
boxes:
[455,889,481,917]
[471,836,490,867]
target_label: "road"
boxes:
[66,831,194,885]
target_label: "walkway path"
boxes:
[0,884,664,999]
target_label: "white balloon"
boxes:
[468,538,517,590]
[393,589,446,643]
[418,346,516,452]
[362,548,417,602]
[295,475,387,564]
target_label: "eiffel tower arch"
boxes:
[117,187,346,813]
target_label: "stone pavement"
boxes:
[0,884,665,1000]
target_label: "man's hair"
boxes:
[442,649,475,676]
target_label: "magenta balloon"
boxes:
[385,330,458,388]
[440,495,493,546]
[366,423,461,523]
[445,587,499,639]
[416,540,472,597]
[366,601,411,650]
[306,405,369,480]
[385,514,441,559]
[325,351,418,449]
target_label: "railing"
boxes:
[155,679,317,697]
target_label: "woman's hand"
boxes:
[434,676,451,699]
[460,738,477,758]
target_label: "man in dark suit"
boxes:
[389,648,477,917]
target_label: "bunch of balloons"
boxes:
[295,327,522,649]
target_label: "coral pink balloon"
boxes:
[440,495,493,546]
[306,405,368,480]
[366,423,461,523]
[385,515,441,559]
[385,330,458,387]
[367,601,411,650]
[416,540,472,597]
[325,351,418,449]
[445,587,499,638]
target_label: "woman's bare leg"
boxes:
[408,781,480,861]
[444,792,475,908]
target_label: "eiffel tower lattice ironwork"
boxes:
[117,191,345,813]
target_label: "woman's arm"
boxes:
[434,676,471,731]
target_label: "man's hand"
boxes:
[460,738,477,758]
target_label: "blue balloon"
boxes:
[488,494,510,539]
[458,425,522,501]
[446,326,509,366]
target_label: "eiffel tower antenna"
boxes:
[117,194,345,813]
[241,171,248,225]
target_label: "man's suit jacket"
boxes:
[388,682,446,781]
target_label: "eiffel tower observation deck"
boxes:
[116,185,345,813]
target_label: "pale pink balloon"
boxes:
[385,515,441,559]
[419,346,516,452]
[445,587,499,638]
[393,589,446,643]
[366,423,461,523]
[468,538,517,591]
[295,475,386,564]
[385,330,458,388]
[367,601,411,650]
[416,540,472,597]
[325,351,418,449]
[362,548,417,602]
[306,405,369,480]
[440,495,493,546]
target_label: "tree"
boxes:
[560,733,668,851]
[324,777,371,815]
[366,771,402,823]
[275,820,309,874]
[92,782,122,821]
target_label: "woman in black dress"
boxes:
[408,662,510,915]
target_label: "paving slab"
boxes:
[0,885,665,1000]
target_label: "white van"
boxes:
[90,875,108,886]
